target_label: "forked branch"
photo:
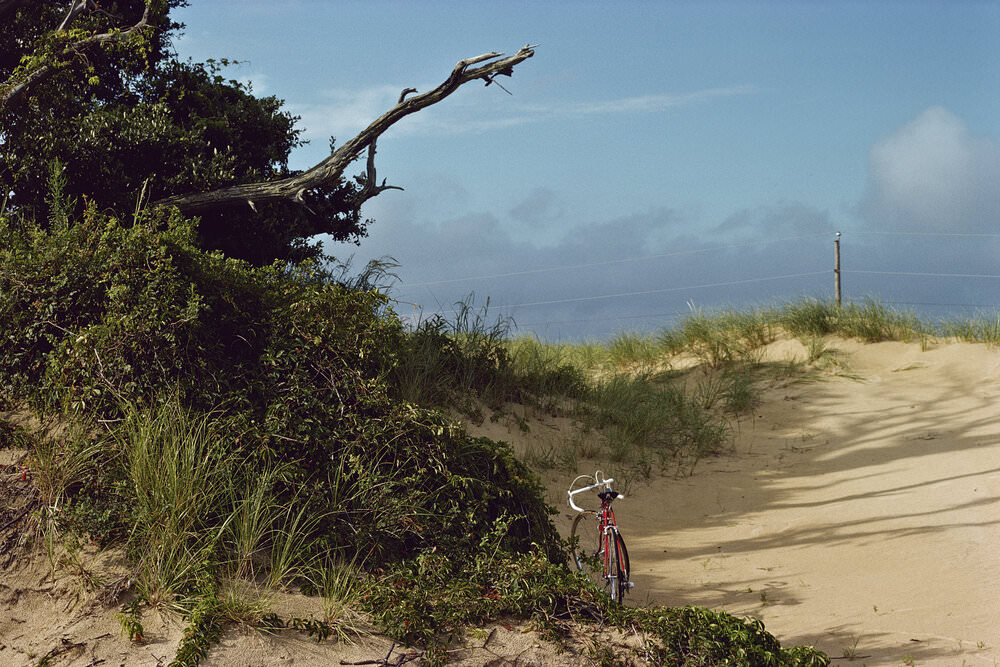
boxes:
[152,45,537,215]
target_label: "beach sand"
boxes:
[2,337,998,665]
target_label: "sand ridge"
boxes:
[2,338,998,665]
[533,338,1000,665]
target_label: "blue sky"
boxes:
[174,1,1000,340]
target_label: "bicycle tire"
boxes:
[610,530,631,602]
[570,511,605,591]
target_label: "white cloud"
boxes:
[289,84,755,142]
[289,84,402,142]
[859,107,1000,232]
[557,85,756,116]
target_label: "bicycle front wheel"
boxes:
[609,530,631,603]
[570,511,605,591]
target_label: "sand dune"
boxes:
[532,338,1000,665]
[2,338,998,665]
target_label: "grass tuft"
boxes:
[942,313,1000,345]
[113,397,234,610]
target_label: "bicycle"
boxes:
[567,471,632,602]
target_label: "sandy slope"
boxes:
[2,338,999,665]
[516,338,999,666]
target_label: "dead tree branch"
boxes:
[152,45,537,216]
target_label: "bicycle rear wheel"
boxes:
[570,511,605,591]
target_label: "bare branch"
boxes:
[58,0,91,31]
[351,139,404,210]
[151,45,537,216]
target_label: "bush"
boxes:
[0,206,560,566]
[364,517,590,654]
[633,606,829,666]
[365,523,829,666]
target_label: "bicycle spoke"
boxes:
[570,511,606,592]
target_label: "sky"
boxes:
[173,1,1000,341]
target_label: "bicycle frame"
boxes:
[595,491,620,581]
[568,472,630,601]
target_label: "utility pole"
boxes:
[834,232,842,307]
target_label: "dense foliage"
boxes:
[364,535,828,666]
[1,0,372,264]
[0,200,560,563]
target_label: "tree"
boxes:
[1,1,536,264]
[0,1,186,111]
[152,46,538,216]
[0,1,153,110]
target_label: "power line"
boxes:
[885,301,1000,310]
[404,232,833,287]
[852,231,1000,239]
[403,230,996,290]
[426,270,829,313]
[392,232,1000,334]
[516,311,689,329]
[851,270,1000,279]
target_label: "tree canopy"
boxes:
[1,1,535,264]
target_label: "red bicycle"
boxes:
[568,471,631,602]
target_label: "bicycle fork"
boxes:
[601,523,634,594]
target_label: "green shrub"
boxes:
[0,207,560,566]
[365,520,829,666]
[364,517,590,655]
[0,418,29,449]
[633,605,829,666]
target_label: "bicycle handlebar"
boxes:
[567,472,624,512]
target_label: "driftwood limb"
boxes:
[152,45,538,216]
[339,642,423,666]
[0,503,34,535]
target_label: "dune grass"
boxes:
[425,297,994,480]
[10,282,993,666]
[380,294,998,483]
[387,296,586,411]
[778,298,929,342]
[102,398,324,614]
[659,307,776,367]
[941,312,1000,345]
